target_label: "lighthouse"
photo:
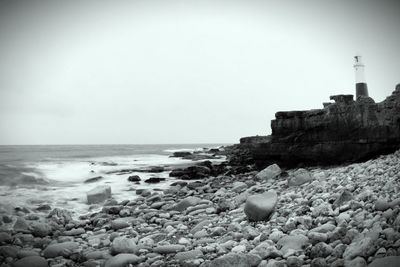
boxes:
[354,55,369,98]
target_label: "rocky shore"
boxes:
[1,147,400,267]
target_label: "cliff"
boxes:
[236,84,400,169]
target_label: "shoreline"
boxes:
[0,148,399,266]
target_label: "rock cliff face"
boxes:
[237,84,400,169]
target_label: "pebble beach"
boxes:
[1,148,400,267]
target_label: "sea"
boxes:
[0,144,226,216]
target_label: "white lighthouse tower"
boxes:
[353,55,369,98]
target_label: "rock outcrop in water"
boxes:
[235,84,400,168]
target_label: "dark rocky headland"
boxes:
[0,86,400,267]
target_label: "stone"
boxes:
[127,175,141,182]
[111,237,138,255]
[309,242,333,258]
[232,181,247,193]
[343,237,376,260]
[144,177,166,183]
[30,222,52,237]
[367,256,400,267]
[374,198,390,211]
[86,185,111,204]
[12,256,48,267]
[333,189,353,208]
[42,242,79,258]
[111,218,130,230]
[0,245,18,258]
[13,217,30,233]
[255,164,281,181]
[276,234,309,258]
[175,249,203,262]
[84,176,103,183]
[345,257,367,267]
[153,244,185,254]
[0,232,12,243]
[104,253,142,267]
[47,208,72,226]
[63,228,85,236]
[250,241,281,259]
[288,168,312,186]
[172,196,201,212]
[244,190,278,222]
[202,253,262,267]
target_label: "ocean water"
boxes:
[0,144,226,216]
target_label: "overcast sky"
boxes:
[0,0,399,145]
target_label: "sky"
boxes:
[0,0,399,145]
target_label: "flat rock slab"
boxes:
[12,255,48,267]
[202,253,261,267]
[368,256,400,267]
[43,242,79,258]
[244,190,278,222]
[104,253,142,267]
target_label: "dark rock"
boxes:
[148,166,164,173]
[84,176,103,183]
[0,245,19,258]
[235,87,400,168]
[127,175,141,182]
[144,177,166,183]
[171,151,192,157]
[36,204,51,211]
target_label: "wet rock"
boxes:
[104,253,142,267]
[47,208,72,226]
[30,222,52,237]
[244,190,278,222]
[309,242,333,258]
[288,168,313,186]
[12,255,48,267]
[144,177,166,183]
[202,253,261,267]
[255,164,281,181]
[42,241,79,258]
[0,232,12,244]
[84,176,103,183]
[127,175,141,182]
[86,185,112,204]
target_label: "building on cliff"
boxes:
[234,57,400,169]
[354,55,369,98]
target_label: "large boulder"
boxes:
[255,164,281,181]
[86,185,111,204]
[244,190,278,222]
